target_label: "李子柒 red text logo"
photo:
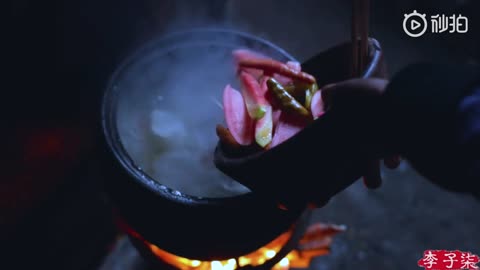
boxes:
[418,250,479,269]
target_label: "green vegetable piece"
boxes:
[267,78,310,118]
[305,89,313,110]
[284,84,296,94]
[254,106,267,119]
[284,83,305,103]
[304,82,319,109]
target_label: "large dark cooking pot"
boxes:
[100,28,386,262]
[100,28,305,261]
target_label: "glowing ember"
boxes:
[144,223,346,270]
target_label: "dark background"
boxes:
[3,0,479,269]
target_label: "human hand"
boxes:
[321,78,401,190]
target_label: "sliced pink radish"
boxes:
[240,71,269,119]
[273,74,292,85]
[286,61,301,72]
[223,84,254,145]
[310,90,325,119]
[270,114,308,148]
[255,105,273,148]
[233,49,267,79]
[258,75,270,96]
[238,57,315,84]
[272,61,302,85]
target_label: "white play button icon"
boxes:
[403,10,428,37]
[411,19,421,31]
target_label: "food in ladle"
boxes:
[218,49,325,151]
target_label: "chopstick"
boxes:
[359,0,370,74]
[351,0,370,77]
[352,0,382,190]
[351,0,360,77]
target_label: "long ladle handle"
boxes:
[351,0,384,189]
[351,0,370,77]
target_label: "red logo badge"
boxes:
[418,250,479,269]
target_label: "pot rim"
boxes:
[101,27,297,207]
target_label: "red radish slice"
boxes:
[223,84,254,145]
[311,90,325,119]
[238,58,316,84]
[240,71,269,119]
[273,74,292,85]
[286,61,301,72]
[258,76,270,96]
[273,61,302,85]
[240,68,264,80]
[233,49,267,79]
[255,105,273,148]
[270,114,307,148]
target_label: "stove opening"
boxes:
[118,214,346,270]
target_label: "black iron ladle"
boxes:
[214,0,386,210]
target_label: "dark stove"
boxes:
[102,209,345,270]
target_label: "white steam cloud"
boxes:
[115,1,291,198]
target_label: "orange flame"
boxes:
[144,223,345,270]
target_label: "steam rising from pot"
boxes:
[113,2,293,198]
[115,40,242,197]
[115,28,294,198]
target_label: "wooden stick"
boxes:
[351,0,370,77]
[359,0,370,76]
[351,0,360,77]
[354,0,382,190]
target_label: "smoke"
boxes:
[139,0,236,36]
